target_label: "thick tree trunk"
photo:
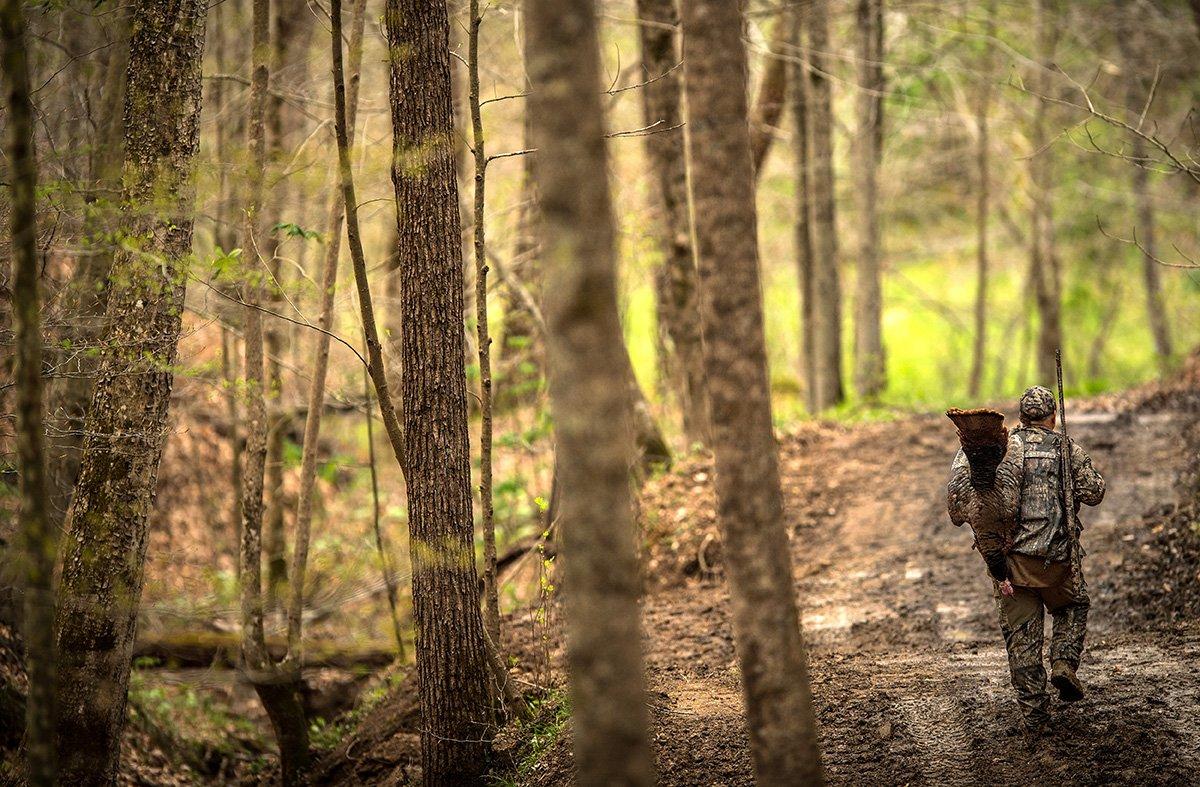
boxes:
[852,0,885,399]
[1029,0,1062,385]
[806,0,844,410]
[385,0,497,780]
[51,2,207,782]
[636,0,710,446]
[680,0,825,783]
[968,1,996,397]
[2,1,56,780]
[525,0,656,784]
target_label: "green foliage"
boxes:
[309,670,407,752]
[127,667,263,760]
[492,690,572,787]
[272,222,324,241]
[282,438,304,469]
[208,246,244,282]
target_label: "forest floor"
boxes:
[321,357,1200,787]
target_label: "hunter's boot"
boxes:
[1051,660,1085,702]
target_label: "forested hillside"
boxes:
[2,0,1199,784]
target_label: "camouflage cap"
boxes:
[1019,385,1056,421]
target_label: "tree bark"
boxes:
[791,7,818,413]
[496,110,545,407]
[1129,109,1173,369]
[385,0,497,780]
[525,0,656,784]
[852,0,885,399]
[220,326,243,561]
[289,0,370,662]
[240,0,272,679]
[968,0,996,397]
[805,0,844,410]
[51,2,207,782]
[46,7,129,533]
[238,0,312,779]
[636,0,710,446]
[468,0,501,648]
[1029,0,1062,385]
[2,0,56,780]
[213,2,244,563]
[680,0,826,782]
[749,11,790,177]
[264,0,316,605]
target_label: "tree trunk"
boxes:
[680,0,825,782]
[525,0,656,784]
[51,2,207,782]
[213,2,243,564]
[496,110,545,408]
[46,8,129,534]
[749,11,790,177]
[968,0,996,397]
[220,326,243,561]
[2,1,56,780]
[1029,0,1062,385]
[240,0,273,679]
[289,0,370,661]
[852,0,885,399]
[636,0,710,446]
[467,0,501,648]
[1129,117,1173,369]
[806,0,844,410]
[385,0,497,780]
[238,0,312,780]
[263,0,317,604]
[791,8,818,413]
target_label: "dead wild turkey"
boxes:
[946,408,1022,583]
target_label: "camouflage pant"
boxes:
[993,571,1089,724]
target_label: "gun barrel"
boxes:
[1055,349,1077,517]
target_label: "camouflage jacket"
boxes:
[1008,426,1105,562]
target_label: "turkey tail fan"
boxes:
[946,408,1009,490]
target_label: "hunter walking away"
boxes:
[3,0,1200,784]
[949,366,1106,736]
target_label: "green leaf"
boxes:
[272,222,323,241]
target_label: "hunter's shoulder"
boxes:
[1068,438,1101,470]
[1012,425,1053,445]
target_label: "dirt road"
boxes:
[617,400,1200,786]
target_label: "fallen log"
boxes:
[132,631,396,670]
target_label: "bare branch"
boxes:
[1096,217,1200,269]
[605,119,683,138]
[1008,74,1200,185]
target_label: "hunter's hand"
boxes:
[999,579,1015,597]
